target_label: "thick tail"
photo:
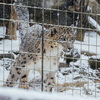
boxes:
[14,1,30,34]
[14,1,30,51]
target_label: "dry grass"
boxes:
[94,79,100,83]
[56,81,87,92]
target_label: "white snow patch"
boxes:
[0,30,20,54]
[0,27,6,38]
[88,16,100,32]
[74,32,100,55]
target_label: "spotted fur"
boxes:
[3,2,75,92]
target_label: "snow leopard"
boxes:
[3,2,75,92]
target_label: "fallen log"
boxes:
[88,57,100,69]
[0,54,14,60]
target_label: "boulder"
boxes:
[88,57,100,69]
[59,49,80,68]
[65,49,80,65]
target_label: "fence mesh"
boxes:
[0,0,100,98]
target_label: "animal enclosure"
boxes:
[0,0,100,98]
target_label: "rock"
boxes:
[96,71,100,78]
[73,76,82,80]
[96,0,100,4]
[62,70,72,75]
[79,71,87,75]
[0,58,14,71]
[97,86,100,89]
[65,49,80,65]
[59,49,80,68]
[79,68,88,75]
[88,57,100,70]
[75,65,80,68]
[59,63,68,68]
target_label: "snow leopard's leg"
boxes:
[3,67,20,87]
[18,70,29,89]
[43,72,56,92]
[4,54,29,89]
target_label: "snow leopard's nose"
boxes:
[67,43,73,52]
[68,47,72,50]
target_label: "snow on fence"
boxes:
[0,0,100,99]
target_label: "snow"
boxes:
[0,88,99,100]
[0,30,20,54]
[0,20,100,99]
[88,16,100,32]
[74,31,100,55]
[0,58,13,83]
[0,29,99,98]
[0,27,6,38]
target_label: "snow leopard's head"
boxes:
[47,26,75,51]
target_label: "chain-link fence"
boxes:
[0,0,100,98]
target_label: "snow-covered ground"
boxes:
[74,31,100,55]
[0,87,99,100]
[0,30,20,54]
[0,27,100,99]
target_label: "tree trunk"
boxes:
[76,0,100,41]
[6,5,17,40]
[76,0,89,41]
[0,0,17,40]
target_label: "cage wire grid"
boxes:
[0,0,100,97]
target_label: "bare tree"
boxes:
[0,0,17,40]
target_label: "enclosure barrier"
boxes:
[0,0,100,99]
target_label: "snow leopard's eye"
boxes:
[59,36,66,41]
[72,36,75,41]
